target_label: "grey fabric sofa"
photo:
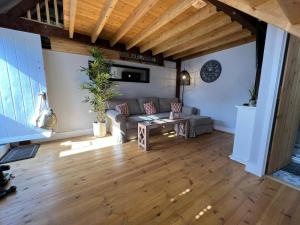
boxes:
[106,97,213,143]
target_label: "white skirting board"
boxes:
[214,125,235,134]
[33,129,93,143]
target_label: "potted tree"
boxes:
[81,47,119,137]
[249,86,257,107]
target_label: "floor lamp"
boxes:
[180,70,190,106]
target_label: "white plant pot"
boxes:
[93,122,106,137]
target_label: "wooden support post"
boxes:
[267,35,300,174]
[254,22,267,96]
[27,10,31,19]
[36,2,41,22]
[69,0,78,38]
[53,0,59,25]
[45,0,50,24]
[176,60,182,98]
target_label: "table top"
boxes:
[138,118,188,128]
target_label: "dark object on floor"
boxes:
[0,186,17,199]
[0,144,40,164]
[282,162,300,176]
[0,165,12,187]
[0,165,17,199]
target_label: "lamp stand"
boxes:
[181,84,185,106]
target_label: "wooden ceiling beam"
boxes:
[164,21,243,57]
[126,0,207,50]
[248,0,270,8]
[181,35,256,60]
[216,0,300,38]
[3,0,39,21]
[91,0,119,43]
[139,4,217,53]
[69,0,78,38]
[173,29,253,59]
[110,0,160,47]
[277,0,300,24]
[152,12,232,55]
[0,18,161,59]
[207,0,258,34]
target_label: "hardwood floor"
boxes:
[1,131,300,225]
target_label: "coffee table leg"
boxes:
[185,120,189,139]
[145,128,149,150]
[175,124,179,137]
[138,124,150,151]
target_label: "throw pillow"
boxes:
[171,102,182,113]
[115,102,130,116]
[144,102,157,115]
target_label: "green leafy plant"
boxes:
[249,85,257,101]
[81,47,119,123]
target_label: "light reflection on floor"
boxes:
[195,205,212,220]
[162,131,177,138]
[59,136,118,157]
[170,188,192,203]
[168,188,212,221]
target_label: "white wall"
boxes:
[43,50,176,138]
[182,42,257,133]
[246,25,287,177]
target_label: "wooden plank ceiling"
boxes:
[63,0,256,60]
[217,0,300,38]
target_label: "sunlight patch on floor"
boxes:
[59,136,118,157]
[170,188,192,203]
[195,205,212,220]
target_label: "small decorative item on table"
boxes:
[173,112,181,119]
[169,112,174,120]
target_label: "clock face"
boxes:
[200,60,222,83]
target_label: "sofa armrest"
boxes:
[106,110,127,143]
[106,110,126,123]
[182,106,198,116]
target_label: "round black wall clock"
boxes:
[200,60,222,83]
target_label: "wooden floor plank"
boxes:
[0,131,299,225]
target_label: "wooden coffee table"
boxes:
[138,118,189,151]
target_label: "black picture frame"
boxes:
[110,64,150,83]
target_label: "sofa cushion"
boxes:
[171,102,182,113]
[126,115,151,129]
[138,97,159,114]
[115,103,129,116]
[144,102,157,115]
[159,98,178,112]
[107,98,141,115]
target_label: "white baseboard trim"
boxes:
[229,154,248,165]
[33,129,93,143]
[214,125,235,134]
[245,162,264,177]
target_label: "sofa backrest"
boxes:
[159,97,178,113]
[106,98,142,115]
[107,97,179,115]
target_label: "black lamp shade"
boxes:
[180,70,190,85]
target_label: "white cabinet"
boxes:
[231,106,256,165]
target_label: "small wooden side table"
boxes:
[138,118,189,151]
